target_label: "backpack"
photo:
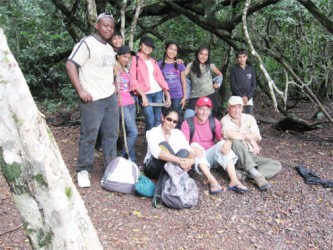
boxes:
[161,162,199,209]
[186,116,216,142]
[101,157,140,194]
[134,175,156,197]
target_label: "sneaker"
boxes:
[77,170,91,188]
[236,170,248,181]
[252,174,271,190]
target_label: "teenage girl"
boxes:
[158,42,187,128]
[184,46,223,118]
[109,30,123,52]
[129,36,171,131]
[115,45,138,163]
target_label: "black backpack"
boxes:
[186,116,216,142]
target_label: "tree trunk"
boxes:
[87,0,97,29]
[120,0,127,39]
[129,0,143,49]
[242,0,283,113]
[0,29,102,249]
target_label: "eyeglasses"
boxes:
[165,117,178,125]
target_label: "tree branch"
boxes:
[297,0,333,34]
[129,0,143,49]
[242,0,281,112]
[0,224,23,236]
[51,0,90,35]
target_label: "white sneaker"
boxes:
[77,170,91,188]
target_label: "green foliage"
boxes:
[0,0,73,106]
[60,83,78,110]
[242,1,333,99]
[41,99,62,113]
[1,0,332,111]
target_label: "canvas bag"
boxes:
[101,156,140,194]
[161,162,199,209]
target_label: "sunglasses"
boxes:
[165,117,178,125]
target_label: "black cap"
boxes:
[117,45,135,55]
[139,36,155,48]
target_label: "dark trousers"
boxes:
[143,141,190,205]
[77,93,119,172]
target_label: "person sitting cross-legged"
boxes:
[143,107,224,195]
[181,96,248,193]
[221,96,282,190]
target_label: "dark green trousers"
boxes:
[232,139,282,179]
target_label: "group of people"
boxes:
[66,13,282,193]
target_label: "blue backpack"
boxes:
[134,175,156,198]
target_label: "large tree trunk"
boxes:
[0,29,102,249]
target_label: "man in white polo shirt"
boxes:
[66,13,118,187]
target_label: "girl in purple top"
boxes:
[158,42,187,127]
[115,45,138,163]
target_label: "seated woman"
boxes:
[143,107,224,194]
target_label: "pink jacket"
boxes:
[129,52,169,93]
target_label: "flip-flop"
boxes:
[209,184,223,195]
[228,185,248,193]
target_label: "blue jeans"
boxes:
[77,93,119,172]
[171,97,183,128]
[141,91,163,131]
[120,104,138,163]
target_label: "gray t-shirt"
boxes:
[186,62,216,98]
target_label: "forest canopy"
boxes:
[0,0,332,122]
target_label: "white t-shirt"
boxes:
[145,59,162,94]
[68,35,116,101]
[144,125,193,163]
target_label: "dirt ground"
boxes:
[1,96,333,250]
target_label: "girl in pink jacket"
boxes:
[129,36,171,131]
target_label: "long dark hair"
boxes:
[160,41,179,70]
[191,46,211,78]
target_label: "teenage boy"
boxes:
[230,49,257,115]
[66,13,118,187]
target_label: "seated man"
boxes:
[221,96,282,190]
[181,96,248,193]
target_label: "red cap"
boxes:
[196,96,212,108]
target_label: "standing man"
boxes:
[66,13,118,188]
[181,96,248,193]
[230,49,256,115]
[221,96,282,190]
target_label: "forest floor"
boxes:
[1,95,333,250]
